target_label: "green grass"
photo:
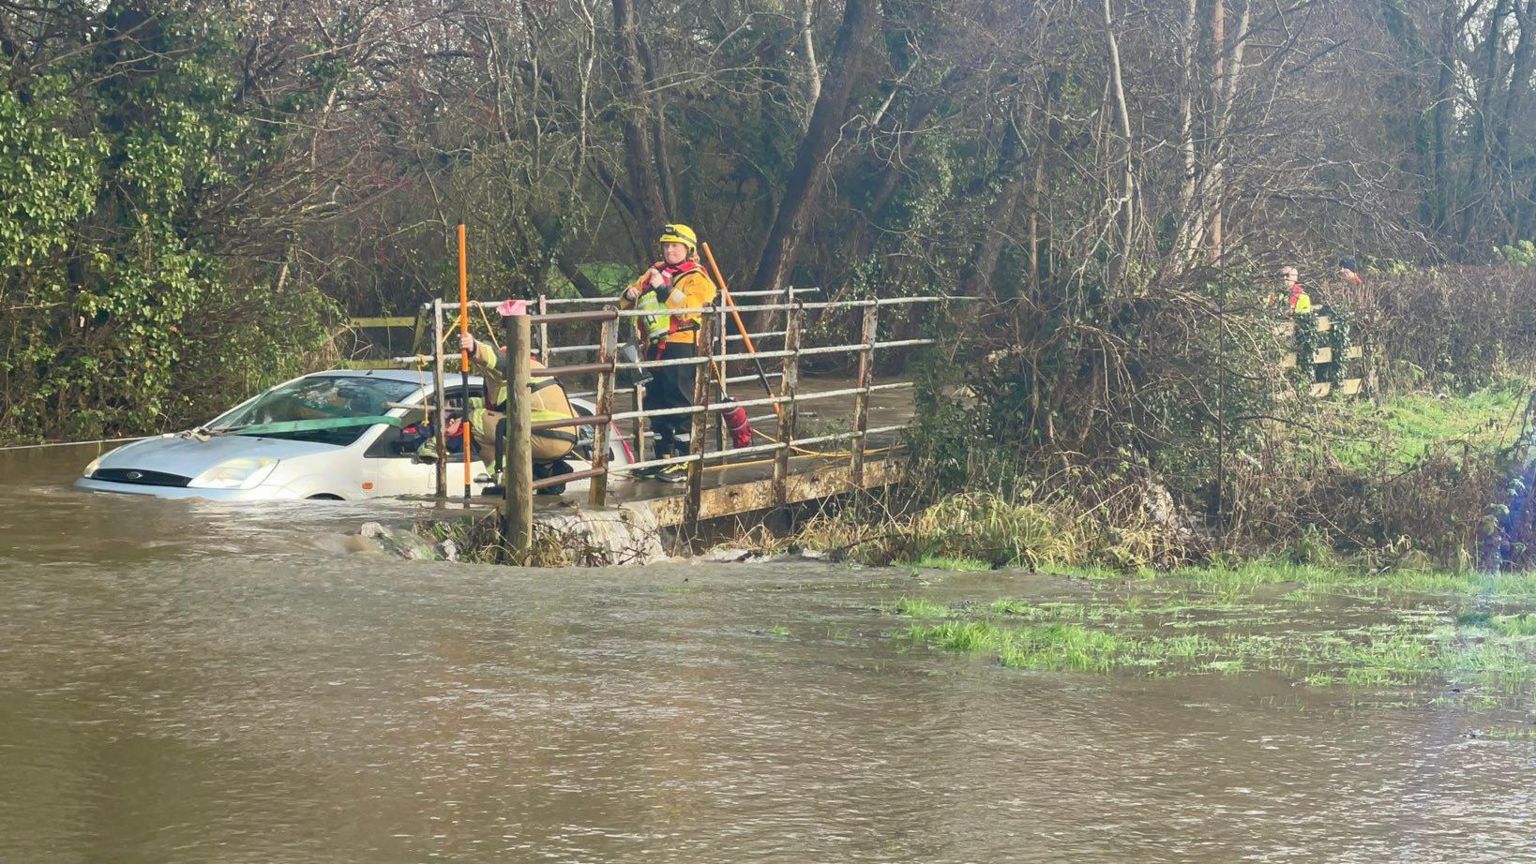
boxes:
[1169,558,1536,600]
[888,597,955,619]
[1336,384,1525,471]
[544,262,635,298]
[899,556,994,572]
[988,599,1037,616]
[907,620,1129,672]
[874,529,1536,707]
[1492,613,1536,636]
[1038,562,1155,581]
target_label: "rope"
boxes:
[474,301,502,353]
[0,435,148,452]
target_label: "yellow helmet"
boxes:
[658,223,698,252]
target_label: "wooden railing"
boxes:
[412,289,959,554]
[1273,314,1365,398]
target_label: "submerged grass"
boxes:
[886,570,1536,707]
[908,620,1128,672]
[1490,613,1536,636]
[889,597,955,619]
[1168,558,1536,600]
[900,556,994,572]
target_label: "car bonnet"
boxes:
[95,432,344,480]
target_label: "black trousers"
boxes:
[646,341,697,456]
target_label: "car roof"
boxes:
[306,368,485,390]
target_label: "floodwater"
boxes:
[4,445,1536,863]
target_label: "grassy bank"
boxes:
[1335,383,1527,471]
[767,382,1536,576]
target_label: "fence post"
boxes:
[850,302,879,485]
[772,301,802,508]
[411,307,428,357]
[714,297,727,452]
[431,299,447,498]
[536,294,550,364]
[589,318,615,508]
[502,310,533,558]
[633,382,649,468]
[685,307,712,535]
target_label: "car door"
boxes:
[360,384,494,498]
[360,407,438,497]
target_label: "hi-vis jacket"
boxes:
[467,341,576,462]
[618,259,719,346]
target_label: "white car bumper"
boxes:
[73,478,302,501]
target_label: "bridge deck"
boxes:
[541,373,915,518]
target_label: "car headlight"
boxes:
[189,457,280,490]
[82,456,102,479]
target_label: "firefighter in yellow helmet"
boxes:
[421,334,580,494]
[618,223,719,481]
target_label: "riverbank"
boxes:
[778,382,1536,574]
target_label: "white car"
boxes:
[76,369,632,500]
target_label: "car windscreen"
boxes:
[209,376,421,446]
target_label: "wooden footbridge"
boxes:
[385,287,958,553]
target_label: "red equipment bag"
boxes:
[720,397,753,447]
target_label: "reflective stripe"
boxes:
[531,410,578,445]
[533,429,579,444]
[635,290,671,341]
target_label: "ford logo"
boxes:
[125,471,143,481]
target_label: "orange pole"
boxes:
[458,223,472,500]
[701,242,780,416]
[701,243,760,355]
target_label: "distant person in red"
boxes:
[1338,257,1363,286]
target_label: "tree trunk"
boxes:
[611,0,667,232]
[637,34,679,216]
[963,102,1031,297]
[842,65,972,265]
[1459,0,1512,247]
[1102,0,1136,284]
[1208,0,1225,259]
[1433,16,1454,239]
[799,0,821,128]
[528,211,603,298]
[1172,0,1203,263]
[748,0,879,296]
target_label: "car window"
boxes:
[210,376,421,446]
[365,409,431,459]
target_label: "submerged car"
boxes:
[76,369,633,500]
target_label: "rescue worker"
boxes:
[1279,266,1313,314]
[418,335,579,495]
[619,223,719,482]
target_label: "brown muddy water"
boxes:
[4,445,1536,863]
